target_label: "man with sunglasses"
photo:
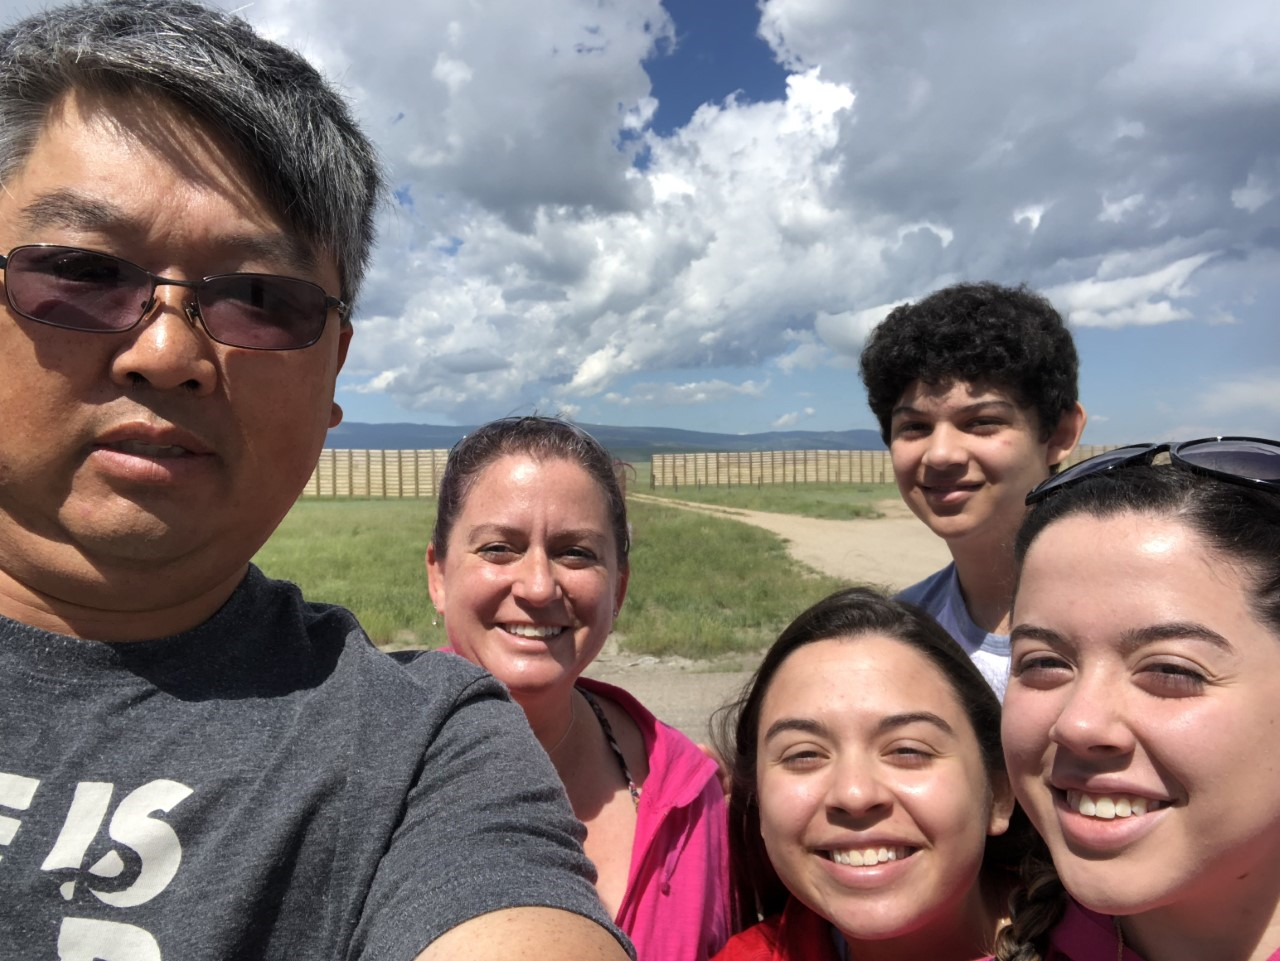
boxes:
[0,2,630,959]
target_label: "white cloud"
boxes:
[1113,119,1146,140]
[339,54,878,418]
[1048,253,1215,328]
[774,331,829,373]
[431,53,473,95]
[603,378,769,408]
[1232,162,1279,213]
[1099,193,1144,223]
[1013,204,1049,231]
[771,407,816,429]
[1197,370,1280,417]
[897,221,954,247]
[815,302,907,355]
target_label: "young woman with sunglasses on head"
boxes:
[994,437,1280,961]
[406,416,729,961]
[712,587,1029,961]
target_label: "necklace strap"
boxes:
[578,686,640,808]
[546,691,578,755]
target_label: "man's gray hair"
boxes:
[0,0,383,306]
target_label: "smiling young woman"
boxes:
[996,438,1280,961]
[712,587,1031,961]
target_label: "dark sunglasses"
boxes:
[1026,436,1280,506]
[0,244,347,350]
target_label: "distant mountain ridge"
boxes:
[325,421,886,462]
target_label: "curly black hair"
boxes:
[859,282,1079,445]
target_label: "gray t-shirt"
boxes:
[897,562,1011,700]
[0,566,622,960]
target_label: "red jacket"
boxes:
[712,898,839,961]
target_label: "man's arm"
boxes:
[357,653,632,959]
[418,907,631,961]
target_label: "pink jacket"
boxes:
[577,676,730,961]
[990,900,1280,961]
[710,897,839,961]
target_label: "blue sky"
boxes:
[4,0,1275,443]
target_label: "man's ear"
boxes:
[1045,401,1087,470]
[328,324,354,429]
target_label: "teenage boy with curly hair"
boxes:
[858,282,1086,698]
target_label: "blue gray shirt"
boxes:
[897,562,1011,700]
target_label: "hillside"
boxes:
[324,421,886,462]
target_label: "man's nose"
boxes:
[108,286,218,394]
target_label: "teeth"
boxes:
[829,846,909,866]
[504,624,564,638]
[112,441,189,457]
[1067,790,1156,819]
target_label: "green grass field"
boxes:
[252,494,854,657]
[252,500,437,647]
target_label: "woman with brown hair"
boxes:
[420,415,729,961]
[997,438,1280,961]
[713,587,1027,961]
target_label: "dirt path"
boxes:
[628,494,949,592]
[584,496,951,739]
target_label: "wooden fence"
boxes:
[302,444,1120,497]
[303,449,451,498]
[649,444,1118,489]
[652,450,894,487]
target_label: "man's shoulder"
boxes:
[384,647,501,703]
[219,568,502,712]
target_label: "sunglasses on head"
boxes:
[1025,436,1280,506]
[0,244,346,351]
